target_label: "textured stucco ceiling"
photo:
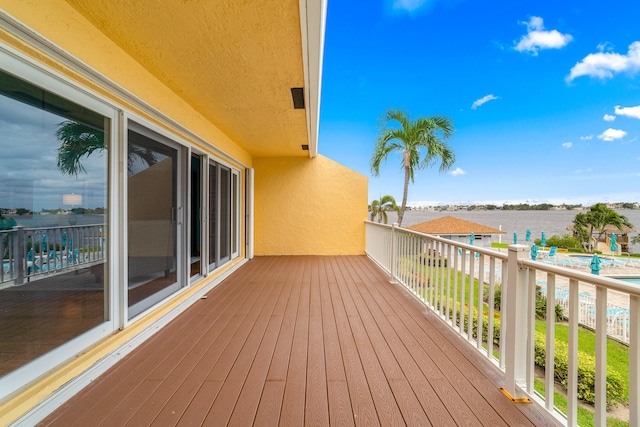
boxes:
[63,0,310,158]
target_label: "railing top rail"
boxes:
[15,223,105,232]
[366,220,508,260]
[366,220,640,297]
[519,256,640,297]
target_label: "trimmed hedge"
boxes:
[443,296,625,408]
[533,331,625,408]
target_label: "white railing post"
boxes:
[390,223,398,283]
[504,244,529,399]
[630,295,639,427]
[13,225,25,286]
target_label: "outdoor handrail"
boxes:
[1,223,105,286]
[365,220,639,427]
[519,257,640,297]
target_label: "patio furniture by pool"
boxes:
[547,246,557,259]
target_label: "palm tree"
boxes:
[56,121,157,177]
[571,212,591,250]
[370,109,455,226]
[572,203,633,251]
[369,195,400,224]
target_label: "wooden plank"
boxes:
[319,258,347,383]
[327,268,380,426]
[175,380,223,426]
[305,315,329,425]
[327,380,355,427]
[278,258,311,426]
[198,280,284,425]
[340,261,433,425]
[253,380,285,427]
[226,272,294,425]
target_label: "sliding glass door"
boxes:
[127,124,183,318]
[208,161,232,270]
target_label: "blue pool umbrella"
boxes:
[590,254,601,275]
[541,231,546,248]
[470,232,475,245]
[62,231,67,248]
[530,244,539,260]
[513,232,517,244]
[611,233,618,252]
[525,228,531,242]
[41,234,47,253]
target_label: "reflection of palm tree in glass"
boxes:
[56,121,157,176]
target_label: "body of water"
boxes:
[6,214,105,228]
[385,209,640,254]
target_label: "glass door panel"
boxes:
[219,166,230,263]
[208,162,217,268]
[190,154,202,280]
[0,69,110,379]
[127,127,180,318]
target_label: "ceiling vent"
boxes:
[290,87,305,109]
[301,144,309,151]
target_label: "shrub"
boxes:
[535,234,581,250]
[533,331,625,408]
[535,292,566,322]
[436,284,623,409]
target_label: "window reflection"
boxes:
[0,70,109,378]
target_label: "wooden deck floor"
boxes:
[41,256,560,426]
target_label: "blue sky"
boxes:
[318,0,640,206]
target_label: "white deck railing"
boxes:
[1,224,105,286]
[365,221,639,427]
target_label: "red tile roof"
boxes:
[406,216,505,235]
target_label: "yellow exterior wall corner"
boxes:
[253,155,367,255]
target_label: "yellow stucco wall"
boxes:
[254,155,367,255]
[0,0,252,167]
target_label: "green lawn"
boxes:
[534,379,628,427]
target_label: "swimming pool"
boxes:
[612,276,640,285]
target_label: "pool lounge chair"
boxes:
[542,246,558,265]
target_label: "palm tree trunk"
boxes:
[398,164,410,226]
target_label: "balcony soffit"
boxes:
[63,0,310,158]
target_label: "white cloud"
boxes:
[575,168,592,174]
[598,128,627,141]
[514,16,573,55]
[392,0,428,12]
[471,94,499,110]
[568,41,640,81]
[580,135,594,140]
[562,142,572,148]
[603,114,616,121]
[615,105,640,119]
[450,167,466,176]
